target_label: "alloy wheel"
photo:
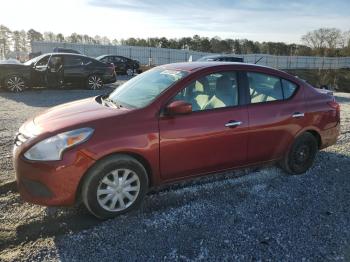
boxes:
[126,68,134,76]
[6,76,25,92]
[88,75,103,90]
[97,168,141,212]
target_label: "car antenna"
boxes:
[255,56,264,64]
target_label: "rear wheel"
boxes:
[87,75,103,90]
[5,75,26,92]
[280,132,318,175]
[81,155,148,219]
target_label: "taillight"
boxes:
[109,63,115,74]
[328,99,340,120]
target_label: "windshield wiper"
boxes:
[102,97,120,108]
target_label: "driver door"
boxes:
[159,71,249,181]
[31,54,51,86]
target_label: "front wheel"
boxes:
[87,75,103,90]
[81,155,148,219]
[126,68,134,76]
[5,75,27,92]
[280,132,318,175]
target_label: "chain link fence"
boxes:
[32,41,350,70]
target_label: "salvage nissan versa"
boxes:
[13,62,340,219]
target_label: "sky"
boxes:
[1,0,349,43]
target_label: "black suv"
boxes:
[96,55,141,76]
[0,53,116,92]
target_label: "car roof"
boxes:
[45,53,87,57]
[161,62,300,83]
[161,62,275,72]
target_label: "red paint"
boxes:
[13,63,340,206]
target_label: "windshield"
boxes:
[108,68,188,108]
[23,54,47,66]
[95,55,106,60]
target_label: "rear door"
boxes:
[63,55,85,85]
[159,71,249,181]
[245,71,305,163]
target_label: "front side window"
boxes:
[49,56,63,71]
[173,71,238,111]
[248,72,283,103]
[35,55,50,67]
[108,68,188,108]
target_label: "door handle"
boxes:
[292,112,305,118]
[225,121,242,128]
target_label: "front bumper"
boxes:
[13,145,96,206]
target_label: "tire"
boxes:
[87,75,103,90]
[280,132,318,175]
[5,75,27,92]
[126,68,134,76]
[81,154,149,219]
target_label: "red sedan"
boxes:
[13,62,340,219]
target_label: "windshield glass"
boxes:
[23,54,47,66]
[109,68,188,108]
[95,55,106,60]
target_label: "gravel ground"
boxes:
[0,85,349,261]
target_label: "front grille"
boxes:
[14,132,29,146]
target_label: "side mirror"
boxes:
[166,100,192,115]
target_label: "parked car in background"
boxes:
[0,58,21,64]
[0,53,116,92]
[197,55,244,62]
[53,47,81,54]
[13,62,340,219]
[96,55,141,76]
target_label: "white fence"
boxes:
[32,41,350,70]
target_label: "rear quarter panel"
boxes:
[301,84,339,147]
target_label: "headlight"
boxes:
[24,128,94,161]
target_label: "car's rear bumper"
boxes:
[13,146,95,206]
[320,122,340,149]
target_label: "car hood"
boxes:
[30,96,130,134]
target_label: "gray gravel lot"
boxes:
[0,84,349,261]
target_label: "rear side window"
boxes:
[281,79,297,99]
[64,56,84,66]
[248,72,283,103]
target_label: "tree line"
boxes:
[0,24,349,59]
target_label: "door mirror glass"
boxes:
[166,100,192,115]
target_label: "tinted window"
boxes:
[248,72,283,103]
[64,56,84,66]
[282,79,297,99]
[35,55,50,66]
[173,71,238,111]
[49,56,63,71]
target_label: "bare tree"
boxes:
[301,28,342,56]
[0,25,12,59]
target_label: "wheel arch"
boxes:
[75,151,153,203]
[304,129,322,149]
